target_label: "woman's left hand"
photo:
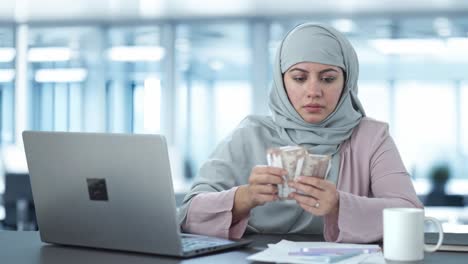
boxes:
[288,176,339,216]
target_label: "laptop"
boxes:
[22,131,250,257]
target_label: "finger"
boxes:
[254,166,287,177]
[316,179,335,190]
[252,184,278,195]
[255,194,278,205]
[295,176,327,190]
[290,181,322,198]
[250,173,284,185]
[297,201,320,215]
[290,192,319,206]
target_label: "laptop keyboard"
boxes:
[181,235,234,252]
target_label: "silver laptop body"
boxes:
[23,131,250,257]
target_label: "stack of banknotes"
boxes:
[266,146,331,200]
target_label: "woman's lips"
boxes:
[303,104,324,113]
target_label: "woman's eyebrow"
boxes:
[319,68,339,74]
[289,68,308,73]
[289,68,339,74]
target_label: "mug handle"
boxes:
[424,216,444,252]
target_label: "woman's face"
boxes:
[283,62,345,124]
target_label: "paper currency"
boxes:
[267,146,307,199]
[266,146,331,200]
[300,154,331,178]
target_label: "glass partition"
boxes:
[28,26,98,132]
[175,22,252,178]
[0,27,15,143]
[394,81,457,178]
[107,26,163,134]
[1,15,468,195]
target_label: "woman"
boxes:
[178,23,422,243]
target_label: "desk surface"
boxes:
[1,231,467,264]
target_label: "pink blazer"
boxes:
[181,118,423,243]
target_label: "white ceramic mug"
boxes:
[383,208,444,262]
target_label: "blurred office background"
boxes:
[1,0,468,231]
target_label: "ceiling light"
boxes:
[0,48,16,62]
[108,46,165,62]
[0,69,15,83]
[35,68,87,83]
[446,38,468,51]
[370,39,445,55]
[28,47,72,62]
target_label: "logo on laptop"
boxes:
[86,178,109,201]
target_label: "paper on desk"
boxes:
[247,240,385,264]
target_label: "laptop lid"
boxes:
[23,131,183,255]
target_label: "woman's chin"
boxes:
[302,114,326,124]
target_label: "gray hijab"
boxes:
[268,23,365,183]
[179,23,365,235]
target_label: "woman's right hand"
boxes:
[232,166,286,222]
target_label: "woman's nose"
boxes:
[306,80,322,98]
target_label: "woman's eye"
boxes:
[293,76,306,82]
[322,77,336,83]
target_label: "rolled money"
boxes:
[267,146,307,199]
[300,154,331,179]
